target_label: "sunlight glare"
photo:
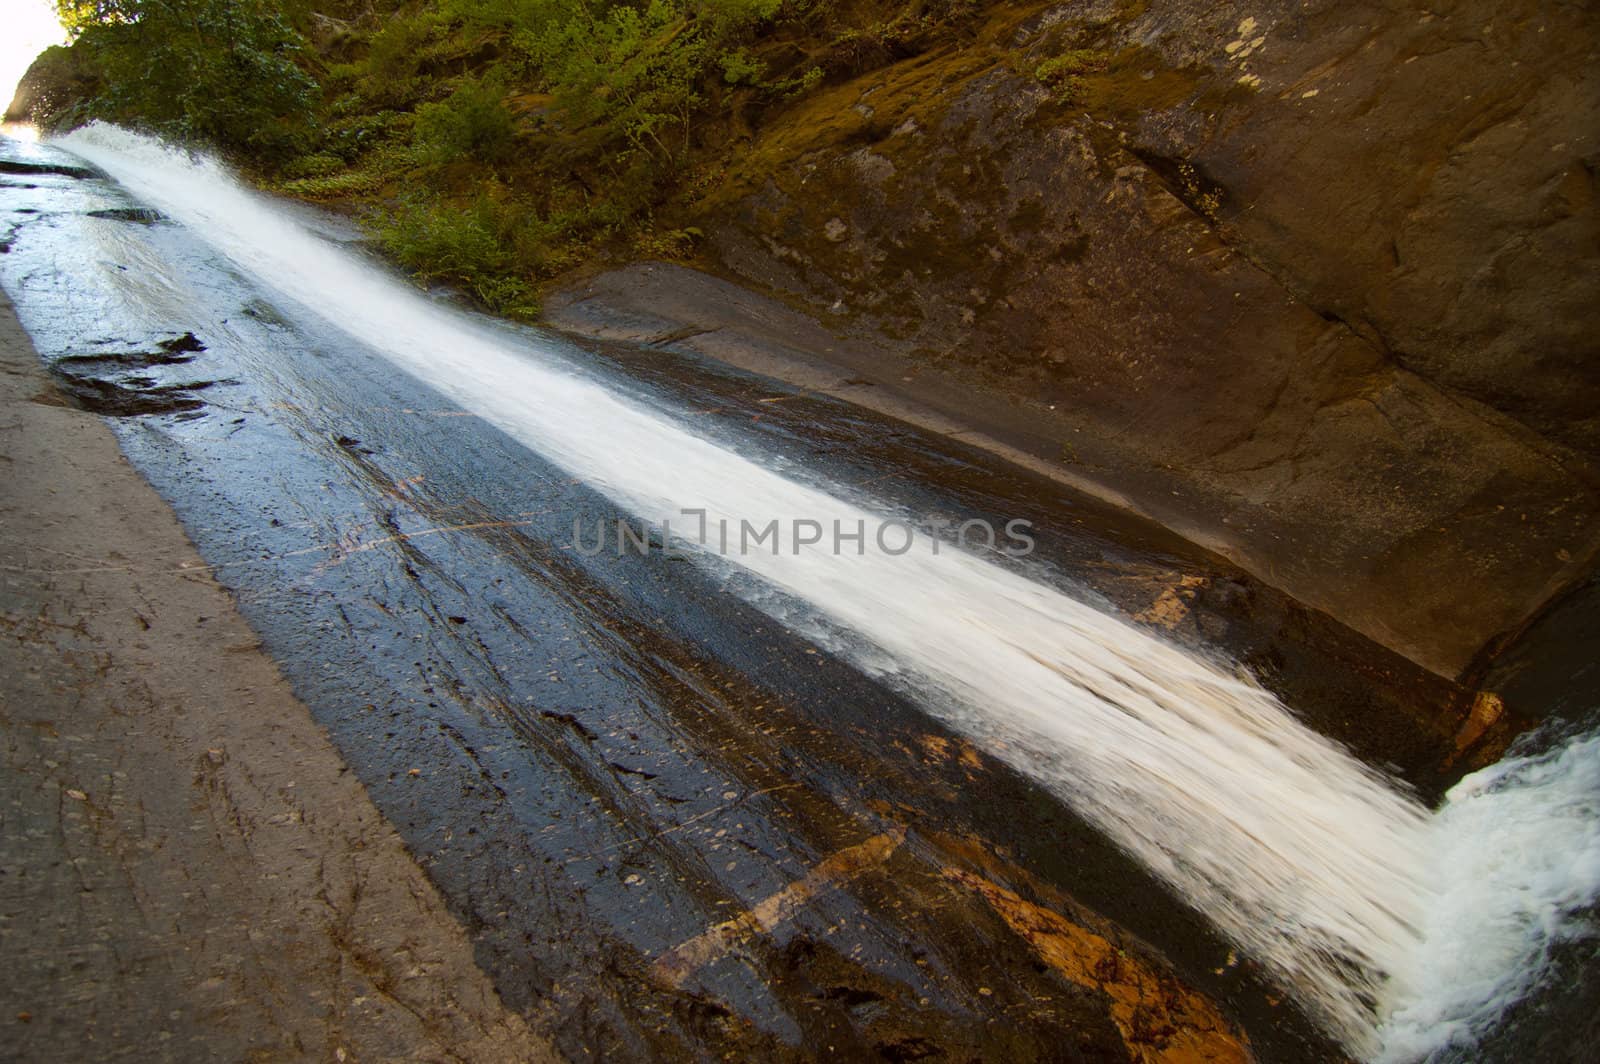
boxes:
[1,0,68,123]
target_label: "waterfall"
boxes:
[54,123,1599,1060]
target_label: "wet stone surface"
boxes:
[0,157,95,179]
[45,332,220,416]
[84,206,164,223]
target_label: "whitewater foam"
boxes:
[1377,730,1600,1061]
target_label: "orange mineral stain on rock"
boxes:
[1443,689,1517,770]
[1134,575,1209,630]
[946,868,1251,1064]
[917,733,987,773]
[650,826,907,988]
[1453,690,1505,755]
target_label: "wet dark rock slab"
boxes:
[46,332,216,415]
[47,368,214,416]
[86,206,164,223]
[0,158,94,179]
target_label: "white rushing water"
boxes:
[1376,730,1600,1061]
[54,124,1600,1060]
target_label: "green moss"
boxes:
[1070,46,1210,119]
[701,41,998,210]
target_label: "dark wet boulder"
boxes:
[0,159,95,179]
[86,206,164,223]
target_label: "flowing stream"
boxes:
[54,123,1599,1061]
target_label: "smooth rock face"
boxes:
[555,0,1600,678]
[1183,0,1600,456]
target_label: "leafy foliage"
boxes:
[56,0,318,160]
[29,0,984,316]
[369,192,556,319]
[522,1,708,159]
[411,77,518,164]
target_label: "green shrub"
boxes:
[520,1,708,160]
[33,0,993,331]
[276,167,388,199]
[718,47,766,86]
[368,193,552,318]
[412,79,519,164]
[698,0,783,37]
[347,13,457,108]
[280,152,345,179]
[634,225,702,259]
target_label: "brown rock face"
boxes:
[662,0,1600,678]
[1186,0,1600,456]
